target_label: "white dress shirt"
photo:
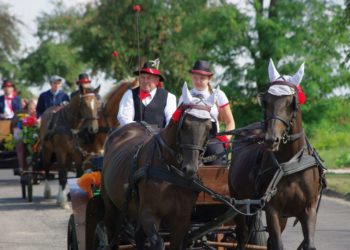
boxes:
[117,88,177,127]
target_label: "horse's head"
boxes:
[174,82,215,176]
[260,59,304,151]
[78,85,101,134]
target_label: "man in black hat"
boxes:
[117,58,177,128]
[36,75,70,118]
[0,80,22,119]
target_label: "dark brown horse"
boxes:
[40,85,100,206]
[229,62,322,250]
[101,84,215,249]
[79,79,139,155]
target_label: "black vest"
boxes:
[132,87,168,128]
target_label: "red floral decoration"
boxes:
[297,85,306,105]
[171,108,183,122]
[112,51,119,58]
[133,4,141,12]
[22,116,37,127]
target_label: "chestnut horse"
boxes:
[101,83,215,249]
[79,78,139,155]
[40,85,100,206]
[229,60,323,250]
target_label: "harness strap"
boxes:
[281,155,318,176]
[133,165,203,193]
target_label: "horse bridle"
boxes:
[155,104,212,167]
[261,81,301,144]
[77,93,100,123]
[175,104,212,164]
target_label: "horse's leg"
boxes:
[135,225,146,250]
[74,152,83,178]
[169,214,192,250]
[42,143,52,199]
[101,187,122,249]
[139,210,164,250]
[234,214,249,250]
[56,151,68,207]
[299,206,317,250]
[265,207,283,250]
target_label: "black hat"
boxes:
[189,60,214,76]
[76,73,91,84]
[133,58,165,81]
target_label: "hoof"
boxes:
[56,186,67,206]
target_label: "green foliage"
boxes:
[336,153,350,168]
[67,0,247,95]
[20,41,87,88]
[0,3,21,85]
[303,97,350,168]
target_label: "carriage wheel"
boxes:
[92,222,108,250]
[67,214,78,250]
[27,175,33,202]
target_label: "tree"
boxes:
[0,2,21,80]
[69,0,247,95]
[19,1,88,89]
[233,0,350,101]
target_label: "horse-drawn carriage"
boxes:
[0,119,17,169]
[66,61,327,250]
[67,162,268,250]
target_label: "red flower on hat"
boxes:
[112,51,119,58]
[133,4,141,12]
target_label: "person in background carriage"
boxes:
[71,72,101,100]
[12,99,38,175]
[117,58,177,128]
[36,75,69,118]
[182,60,235,165]
[0,80,22,120]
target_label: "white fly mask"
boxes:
[268,58,304,96]
[180,82,216,119]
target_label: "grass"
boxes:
[317,147,350,169]
[325,173,350,195]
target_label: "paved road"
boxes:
[0,168,349,250]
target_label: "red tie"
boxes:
[4,95,14,112]
[139,91,151,101]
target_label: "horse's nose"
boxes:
[265,135,280,150]
[183,164,195,177]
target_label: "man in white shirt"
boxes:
[117,59,177,128]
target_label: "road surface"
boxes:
[0,168,349,249]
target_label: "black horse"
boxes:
[229,61,324,250]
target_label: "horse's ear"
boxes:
[268,58,280,82]
[181,82,193,104]
[94,85,101,94]
[290,62,305,86]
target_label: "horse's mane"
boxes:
[103,78,139,106]
[102,78,139,128]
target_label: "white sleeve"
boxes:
[117,90,135,126]
[164,92,177,125]
[217,89,229,108]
